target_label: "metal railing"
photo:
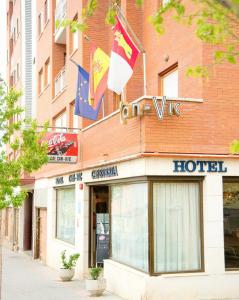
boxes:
[55,0,67,33]
[54,66,66,97]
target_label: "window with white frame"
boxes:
[72,30,78,52]
[111,183,148,272]
[45,59,50,86]
[39,68,43,94]
[56,188,75,245]
[54,112,67,132]
[161,68,178,98]
[153,181,202,273]
[44,0,49,24]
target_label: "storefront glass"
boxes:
[111,183,148,272]
[223,181,239,269]
[153,182,202,273]
[56,188,75,244]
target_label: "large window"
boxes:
[223,180,239,270]
[153,181,202,273]
[161,68,178,98]
[111,183,148,272]
[53,111,67,132]
[56,188,75,244]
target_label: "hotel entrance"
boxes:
[89,186,109,267]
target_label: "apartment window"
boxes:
[54,112,67,132]
[70,15,78,53]
[39,68,43,94]
[17,63,20,81]
[44,0,49,24]
[223,179,239,270]
[16,18,19,36]
[13,27,16,43]
[45,59,50,86]
[70,102,78,132]
[160,66,178,98]
[111,183,148,272]
[153,181,202,273]
[38,13,43,36]
[56,188,75,244]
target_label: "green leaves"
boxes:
[61,250,80,269]
[231,139,239,154]
[0,85,48,208]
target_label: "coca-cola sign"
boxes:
[44,133,78,163]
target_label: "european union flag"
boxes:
[74,65,103,120]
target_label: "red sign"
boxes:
[44,132,78,163]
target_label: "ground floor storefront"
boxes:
[33,156,239,300]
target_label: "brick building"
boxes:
[5,0,239,299]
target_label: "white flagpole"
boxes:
[115,5,147,95]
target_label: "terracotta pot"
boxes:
[85,278,106,296]
[59,268,75,281]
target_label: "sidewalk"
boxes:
[2,247,123,300]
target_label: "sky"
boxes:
[0,1,7,81]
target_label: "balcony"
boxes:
[54,67,66,97]
[54,0,67,44]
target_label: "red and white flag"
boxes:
[107,16,140,95]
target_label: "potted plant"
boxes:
[85,266,106,296]
[59,250,80,281]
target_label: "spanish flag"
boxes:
[89,43,110,109]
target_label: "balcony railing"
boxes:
[54,67,66,97]
[54,0,67,43]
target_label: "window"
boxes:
[38,13,43,36]
[17,63,20,80]
[16,18,19,36]
[160,67,178,98]
[70,102,78,132]
[153,181,202,273]
[44,0,49,24]
[223,179,239,270]
[111,183,148,271]
[45,59,50,86]
[70,15,78,53]
[39,68,43,94]
[56,188,75,244]
[54,112,67,132]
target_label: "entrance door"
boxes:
[23,192,33,251]
[35,208,47,263]
[90,186,109,267]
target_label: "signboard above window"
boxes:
[44,132,78,163]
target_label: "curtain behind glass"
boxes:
[111,183,148,271]
[56,188,75,244]
[153,182,201,273]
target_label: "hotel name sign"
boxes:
[120,96,180,123]
[173,160,227,173]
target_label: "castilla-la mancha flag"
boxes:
[107,16,140,95]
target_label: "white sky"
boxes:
[0,1,7,81]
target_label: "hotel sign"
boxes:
[173,160,227,173]
[120,96,180,123]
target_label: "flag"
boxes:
[90,43,110,107]
[74,65,103,121]
[107,16,140,95]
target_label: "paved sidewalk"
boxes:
[2,247,123,300]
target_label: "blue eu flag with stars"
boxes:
[74,65,103,121]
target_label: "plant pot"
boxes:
[59,268,75,281]
[85,278,106,296]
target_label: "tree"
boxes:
[0,83,48,299]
